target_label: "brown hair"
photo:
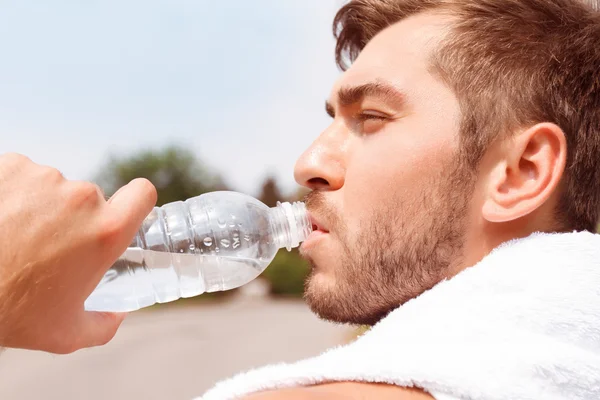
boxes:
[334,0,600,232]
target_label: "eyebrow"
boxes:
[325,81,407,117]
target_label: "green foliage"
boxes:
[261,248,310,297]
[95,144,226,206]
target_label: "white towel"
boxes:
[199,231,600,400]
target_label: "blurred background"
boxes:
[0,1,353,399]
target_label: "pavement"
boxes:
[0,295,350,400]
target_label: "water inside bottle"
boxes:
[85,247,266,312]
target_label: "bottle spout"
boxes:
[270,201,313,251]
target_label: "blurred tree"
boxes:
[95,145,226,206]
[262,248,309,297]
[257,175,284,208]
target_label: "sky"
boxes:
[0,1,343,196]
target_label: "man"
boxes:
[200,0,600,399]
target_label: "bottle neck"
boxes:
[269,201,312,251]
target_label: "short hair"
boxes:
[334,0,600,231]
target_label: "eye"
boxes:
[356,111,388,122]
[355,111,389,134]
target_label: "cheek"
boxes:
[341,120,457,232]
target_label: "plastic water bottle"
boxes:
[84,191,312,312]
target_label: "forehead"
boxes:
[331,12,451,96]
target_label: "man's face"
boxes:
[294,14,476,325]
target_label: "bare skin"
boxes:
[245,382,435,400]
[0,152,157,354]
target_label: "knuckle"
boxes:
[97,329,117,347]
[64,181,102,209]
[57,344,77,355]
[0,153,31,174]
[39,165,64,182]
[1,152,30,164]
[31,165,65,183]
[51,338,81,355]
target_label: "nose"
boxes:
[294,126,346,191]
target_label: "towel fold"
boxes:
[199,231,600,400]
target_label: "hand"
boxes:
[0,153,157,353]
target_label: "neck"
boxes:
[451,203,560,278]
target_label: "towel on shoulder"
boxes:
[199,231,600,400]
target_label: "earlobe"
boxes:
[482,123,567,223]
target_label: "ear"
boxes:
[482,123,567,223]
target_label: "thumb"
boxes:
[77,311,127,349]
[107,178,157,240]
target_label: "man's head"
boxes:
[294,0,600,325]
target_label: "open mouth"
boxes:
[301,215,329,251]
[309,214,329,233]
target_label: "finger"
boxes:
[106,178,157,238]
[77,311,127,349]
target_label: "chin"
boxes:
[303,266,401,326]
[307,269,333,287]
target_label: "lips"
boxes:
[309,213,329,234]
[301,213,330,251]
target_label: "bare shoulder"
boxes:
[243,382,436,400]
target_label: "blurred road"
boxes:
[0,295,350,400]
